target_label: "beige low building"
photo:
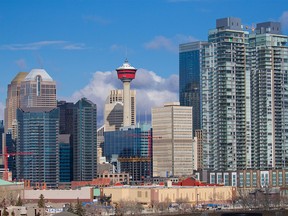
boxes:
[101,185,236,205]
[0,179,24,201]
[24,187,93,202]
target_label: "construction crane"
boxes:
[0,146,32,181]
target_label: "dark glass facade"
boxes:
[59,135,72,183]
[104,128,144,160]
[16,107,59,187]
[6,132,16,179]
[57,101,74,135]
[179,42,207,135]
[103,124,152,181]
[73,98,97,181]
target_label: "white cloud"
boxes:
[62,43,86,50]
[0,41,87,50]
[15,58,27,70]
[67,68,179,125]
[144,34,198,52]
[280,11,288,30]
[144,36,176,52]
[0,102,4,121]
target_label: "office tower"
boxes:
[194,129,203,170]
[73,98,97,181]
[179,42,208,136]
[16,107,59,187]
[0,120,3,171]
[202,17,250,171]
[0,120,3,154]
[57,101,74,182]
[103,124,152,181]
[57,101,74,135]
[104,89,136,131]
[4,72,28,138]
[152,102,193,177]
[59,134,72,183]
[250,22,288,169]
[97,126,104,164]
[116,60,137,127]
[16,68,59,187]
[19,69,56,109]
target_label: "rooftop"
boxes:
[12,72,29,83]
[116,59,136,71]
[25,68,54,82]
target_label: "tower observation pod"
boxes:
[116,59,137,127]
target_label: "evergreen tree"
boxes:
[67,202,75,213]
[15,196,23,206]
[37,194,45,208]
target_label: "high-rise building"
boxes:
[19,69,56,109]
[73,98,97,181]
[104,89,136,131]
[202,17,250,171]
[59,134,72,183]
[152,102,193,177]
[103,124,152,182]
[16,107,59,187]
[4,72,28,138]
[0,120,4,154]
[116,60,137,127]
[16,68,59,187]
[201,17,288,172]
[179,42,207,136]
[97,126,104,164]
[57,101,74,135]
[193,129,203,171]
[249,22,288,170]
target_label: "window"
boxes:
[36,75,41,96]
[246,173,251,187]
[279,172,283,186]
[252,173,257,187]
[272,172,277,186]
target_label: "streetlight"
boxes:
[196,193,199,208]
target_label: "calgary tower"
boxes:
[116,59,137,127]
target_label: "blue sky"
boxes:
[0,0,287,124]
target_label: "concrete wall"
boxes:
[102,186,235,205]
[24,186,93,202]
[102,187,151,204]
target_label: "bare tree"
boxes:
[156,197,171,213]
[115,200,144,215]
[175,197,191,212]
[84,203,102,216]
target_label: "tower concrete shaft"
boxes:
[116,59,137,127]
[123,81,131,127]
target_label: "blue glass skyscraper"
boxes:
[179,41,207,135]
[103,124,152,181]
[16,68,59,187]
[16,107,59,187]
[73,98,97,181]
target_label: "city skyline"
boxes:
[0,0,288,123]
